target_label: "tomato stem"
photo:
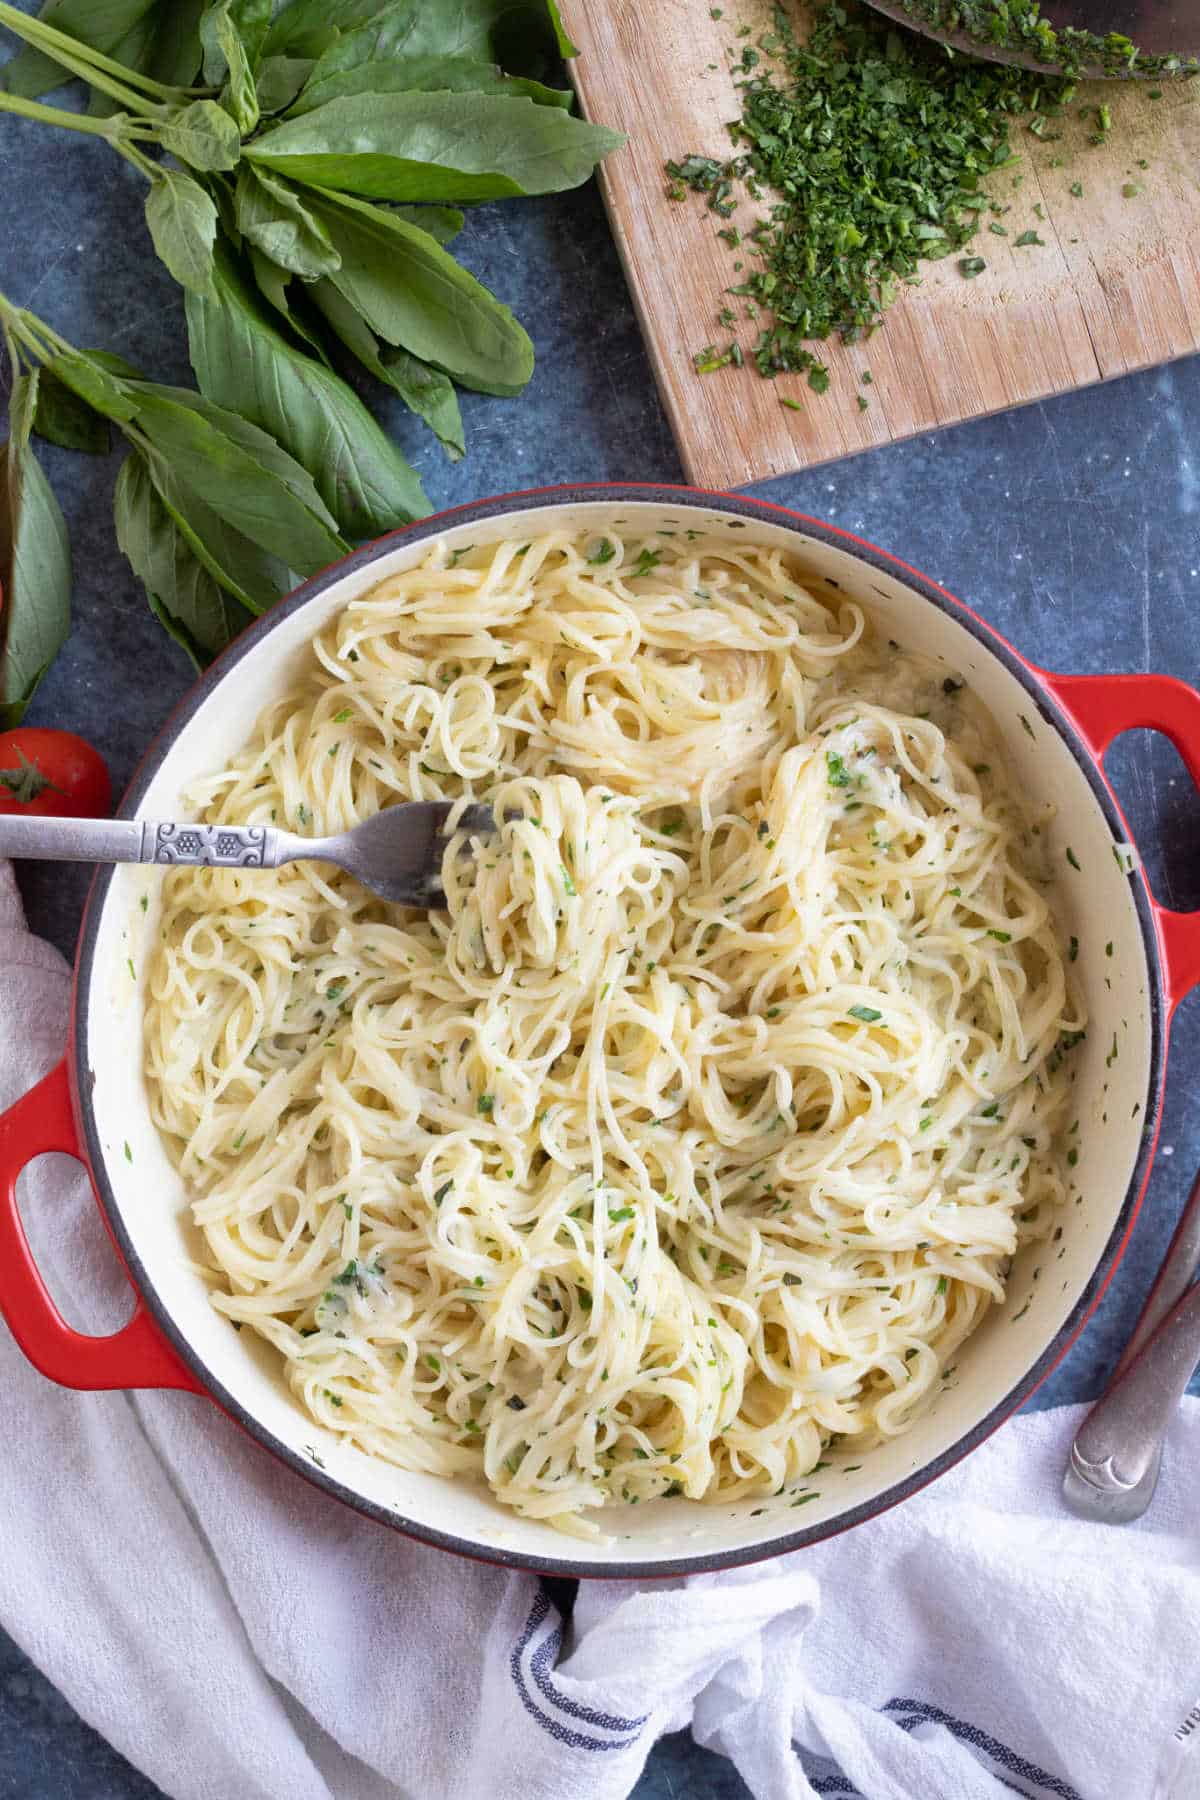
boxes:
[0,751,63,807]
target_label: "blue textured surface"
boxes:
[3,38,1200,1800]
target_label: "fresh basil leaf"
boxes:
[142,457,295,613]
[309,278,465,460]
[140,0,207,88]
[84,348,146,381]
[185,244,429,535]
[200,0,262,132]
[261,0,385,60]
[228,0,270,65]
[128,383,342,534]
[388,204,463,245]
[0,371,71,728]
[246,245,331,359]
[289,55,574,118]
[146,588,222,669]
[198,0,229,79]
[543,0,577,56]
[46,348,140,422]
[265,1,573,70]
[144,169,218,296]
[1,0,158,100]
[457,1,578,72]
[378,348,465,462]
[113,452,252,664]
[158,99,244,171]
[255,53,313,114]
[125,386,346,571]
[207,171,242,247]
[80,0,206,116]
[223,47,259,134]
[200,0,270,77]
[248,92,624,202]
[84,5,158,115]
[234,164,340,278]
[31,366,110,454]
[482,2,578,72]
[305,276,377,358]
[305,274,378,359]
[302,189,532,395]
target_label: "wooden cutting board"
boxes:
[562,0,1200,489]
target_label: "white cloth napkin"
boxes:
[2,860,1199,1800]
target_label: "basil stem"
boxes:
[0,0,200,101]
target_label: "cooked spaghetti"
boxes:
[145,528,1081,1532]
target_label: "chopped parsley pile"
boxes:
[667,0,1083,385]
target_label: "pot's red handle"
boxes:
[1044,671,1200,1010]
[0,1061,200,1392]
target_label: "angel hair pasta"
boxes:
[145,527,1081,1534]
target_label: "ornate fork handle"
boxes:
[0,813,291,871]
[150,823,270,868]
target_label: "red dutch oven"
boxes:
[1,484,1198,1577]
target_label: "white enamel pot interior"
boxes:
[51,485,1200,1575]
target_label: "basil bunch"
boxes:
[0,0,622,698]
[0,294,356,710]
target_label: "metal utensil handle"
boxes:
[1072,1281,1200,1491]
[1116,1164,1200,1378]
[1065,1163,1200,1512]
[0,815,283,869]
[146,821,276,867]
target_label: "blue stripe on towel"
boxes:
[509,1587,647,1752]
[885,1697,1082,1799]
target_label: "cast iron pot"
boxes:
[2,485,1199,1578]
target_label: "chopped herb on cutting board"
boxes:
[667,1,1077,376]
[664,0,1165,409]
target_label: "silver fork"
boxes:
[0,802,497,908]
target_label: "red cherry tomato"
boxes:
[0,728,111,818]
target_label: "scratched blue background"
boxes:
[3,25,1200,1800]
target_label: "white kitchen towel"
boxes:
[2,859,1199,1800]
